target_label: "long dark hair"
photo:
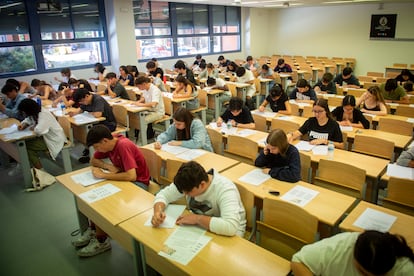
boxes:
[314,98,333,120]
[18,98,41,124]
[354,230,414,275]
[173,107,194,141]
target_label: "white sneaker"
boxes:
[77,238,111,257]
[71,228,96,247]
[8,164,21,177]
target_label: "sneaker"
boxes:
[8,163,21,177]
[78,156,90,164]
[77,238,111,257]
[72,228,96,247]
[82,148,90,156]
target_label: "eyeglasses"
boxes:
[312,109,325,114]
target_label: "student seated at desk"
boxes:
[396,147,414,168]
[17,99,66,171]
[192,54,206,70]
[235,67,256,110]
[151,161,246,237]
[91,62,107,82]
[198,63,219,79]
[216,97,255,130]
[52,84,79,109]
[274,58,293,74]
[291,230,414,276]
[243,55,260,77]
[404,81,414,95]
[118,65,134,87]
[206,77,230,113]
[333,67,360,89]
[68,78,93,92]
[174,60,197,85]
[54,67,75,84]
[30,79,58,101]
[287,99,344,149]
[71,125,150,257]
[97,72,129,100]
[395,69,414,85]
[255,129,301,183]
[218,55,231,70]
[355,86,387,116]
[313,72,337,94]
[6,78,36,94]
[259,83,291,115]
[0,83,27,120]
[173,75,199,110]
[289,79,318,104]
[259,64,275,88]
[155,107,213,152]
[380,79,409,104]
[331,95,370,129]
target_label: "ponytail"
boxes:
[391,233,414,263]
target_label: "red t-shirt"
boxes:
[94,135,150,185]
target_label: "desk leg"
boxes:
[132,239,147,276]
[281,77,288,93]
[16,140,32,188]
[139,112,148,146]
[236,87,247,103]
[214,94,220,119]
[312,70,319,85]
[366,176,379,203]
[73,195,89,233]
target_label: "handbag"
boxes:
[25,168,56,192]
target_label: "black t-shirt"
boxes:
[298,117,343,142]
[221,106,254,124]
[265,93,288,112]
[80,94,117,131]
[331,107,370,129]
[150,67,164,79]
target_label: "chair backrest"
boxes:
[395,105,414,118]
[299,152,312,183]
[358,76,375,83]
[363,114,373,129]
[393,63,407,68]
[376,77,388,84]
[363,82,378,89]
[160,159,184,186]
[112,104,129,129]
[327,96,344,107]
[206,127,223,154]
[378,117,412,136]
[367,72,384,78]
[97,84,106,92]
[227,83,237,97]
[254,78,261,95]
[225,135,258,165]
[126,89,137,101]
[163,96,173,116]
[346,88,366,98]
[302,105,313,118]
[140,147,162,184]
[290,103,300,116]
[257,197,318,260]
[314,159,366,199]
[235,183,256,235]
[57,116,73,143]
[271,118,299,134]
[252,114,268,132]
[353,134,394,161]
[383,177,414,216]
[198,89,207,107]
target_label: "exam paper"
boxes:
[0,124,18,135]
[312,145,328,155]
[353,208,397,232]
[78,183,121,204]
[251,110,276,118]
[3,129,33,141]
[294,141,315,151]
[159,226,211,265]
[238,168,271,186]
[144,204,186,228]
[236,129,257,137]
[386,163,414,180]
[280,185,319,207]
[340,126,353,132]
[72,113,99,124]
[161,144,190,155]
[70,170,103,186]
[176,149,207,161]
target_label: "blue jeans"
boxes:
[134,181,149,191]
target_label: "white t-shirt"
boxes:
[236,69,256,97]
[142,83,165,114]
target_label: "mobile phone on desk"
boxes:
[268,191,280,196]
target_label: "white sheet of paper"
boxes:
[280,185,320,207]
[252,110,276,118]
[161,144,190,155]
[363,113,376,118]
[353,208,397,232]
[70,170,103,186]
[386,163,414,180]
[144,204,186,228]
[275,116,294,121]
[340,126,353,132]
[407,118,414,123]
[176,149,207,161]
[312,145,328,155]
[294,141,315,151]
[257,137,266,147]
[3,129,33,141]
[78,183,121,204]
[238,168,271,186]
[0,124,18,134]
[236,129,257,137]
[158,226,211,266]
[73,113,99,124]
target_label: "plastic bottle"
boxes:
[60,101,66,114]
[227,120,232,130]
[327,141,334,160]
[36,96,42,107]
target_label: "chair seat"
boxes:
[153,114,171,125]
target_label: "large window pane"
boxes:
[153,22,170,36]
[177,37,209,56]
[72,0,104,38]
[213,35,240,53]
[133,0,150,21]
[151,1,169,20]
[42,41,108,69]
[0,1,30,42]
[137,38,172,59]
[39,0,74,40]
[194,5,208,34]
[135,22,152,36]
[227,7,240,33]
[212,6,225,34]
[176,4,193,35]
[0,46,36,74]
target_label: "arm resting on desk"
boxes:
[396,147,414,168]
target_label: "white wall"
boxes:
[267,2,414,75]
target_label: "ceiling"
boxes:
[161,0,414,9]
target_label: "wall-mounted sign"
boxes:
[370,14,397,38]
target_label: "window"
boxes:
[133,0,240,60]
[0,0,109,76]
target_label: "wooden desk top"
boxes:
[221,163,357,226]
[56,167,154,226]
[339,201,414,249]
[0,118,35,142]
[251,110,307,125]
[205,88,226,95]
[225,81,251,88]
[119,209,291,276]
[344,129,412,150]
[371,114,414,124]
[142,143,240,173]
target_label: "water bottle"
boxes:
[36,96,42,107]
[327,141,334,160]
[60,102,66,114]
[227,120,232,130]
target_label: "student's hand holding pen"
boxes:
[152,203,166,227]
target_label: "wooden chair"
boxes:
[190,89,207,124]
[235,184,256,240]
[56,116,74,173]
[271,118,299,134]
[159,159,184,186]
[378,117,412,136]
[224,135,258,165]
[126,88,137,101]
[346,88,366,98]
[353,135,394,161]
[153,96,172,133]
[252,113,268,132]
[363,82,378,89]
[97,83,106,92]
[140,147,162,194]
[111,104,130,135]
[327,96,344,107]
[363,114,373,129]
[299,152,312,183]
[376,77,388,84]
[314,159,367,199]
[290,103,300,116]
[358,76,375,83]
[367,72,384,78]
[382,177,414,216]
[256,198,319,260]
[302,105,313,118]
[393,63,407,68]
[395,105,414,118]
[206,127,223,154]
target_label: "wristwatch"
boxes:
[235,122,238,127]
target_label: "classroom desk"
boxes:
[0,118,35,188]
[208,126,269,150]
[298,146,389,203]
[67,114,106,145]
[225,81,250,103]
[205,88,227,118]
[296,69,307,80]
[221,163,357,227]
[339,201,414,249]
[311,67,320,84]
[370,114,414,130]
[259,77,274,97]
[251,110,307,130]
[56,167,154,252]
[141,143,240,173]
[385,66,414,76]
[278,73,292,93]
[119,208,291,276]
